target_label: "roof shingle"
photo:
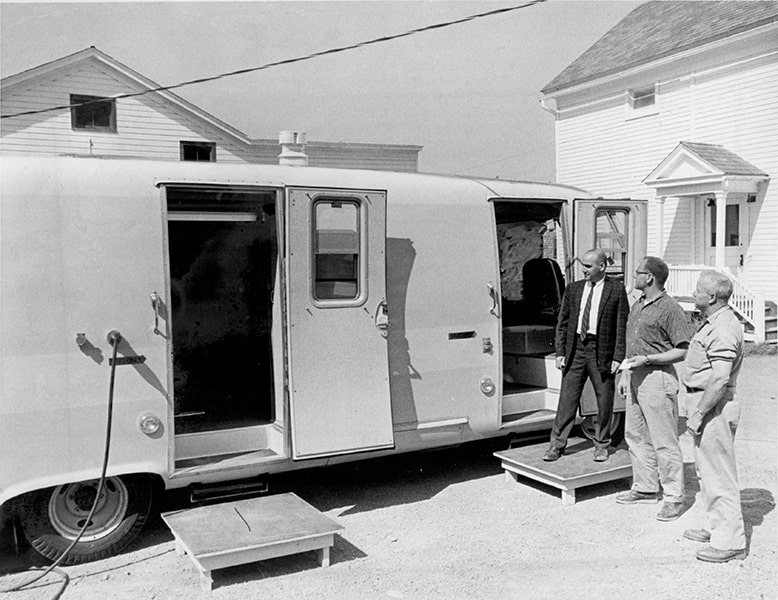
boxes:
[679,141,768,176]
[542,1,778,94]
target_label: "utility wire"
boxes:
[1,0,546,120]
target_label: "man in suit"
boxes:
[543,248,629,462]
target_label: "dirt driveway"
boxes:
[2,355,776,600]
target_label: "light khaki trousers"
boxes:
[693,394,746,551]
[625,367,684,503]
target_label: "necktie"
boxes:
[580,282,595,342]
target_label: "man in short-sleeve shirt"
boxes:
[682,270,746,563]
[615,257,692,522]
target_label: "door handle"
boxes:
[375,300,389,336]
[150,291,162,335]
[487,281,500,318]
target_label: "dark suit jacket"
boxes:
[554,276,629,372]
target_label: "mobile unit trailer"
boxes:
[0,156,645,563]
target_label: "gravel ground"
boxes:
[2,355,776,600]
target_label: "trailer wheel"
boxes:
[16,474,153,565]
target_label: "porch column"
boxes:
[657,196,665,256]
[714,191,727,270]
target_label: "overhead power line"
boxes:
[2,0,546,120]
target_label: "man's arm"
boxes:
[629,344,688,369]
[555,286,572,370]
[611,284,630,372]
[686,359,733,434]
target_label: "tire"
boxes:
[16,474,153,565]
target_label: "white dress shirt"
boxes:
[577,278,605,336]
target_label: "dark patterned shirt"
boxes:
[626,291,692,359]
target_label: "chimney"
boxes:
[278,130,308,166]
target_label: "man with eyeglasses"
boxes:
[543,248,629,463]
[616,256,692,523]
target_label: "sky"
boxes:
[0,0,642,181]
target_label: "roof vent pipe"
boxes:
[278,130,308,166]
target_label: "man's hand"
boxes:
[610,360,621,374]
[687,411,704,435]
[555,356,565,371]
[617,374,629,398]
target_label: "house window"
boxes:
[710,203,739,246]
[70,94,116,131]
[180,141,216,162]
[628,86,656,110]
[313,199,360,301]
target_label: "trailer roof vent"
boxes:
[278,130,308,166]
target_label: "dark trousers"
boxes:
[550,335,615,451]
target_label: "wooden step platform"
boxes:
[161,493,343,592]
[495,439,632,505]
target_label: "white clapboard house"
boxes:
[541,1,778,342]
[0,46,422,172]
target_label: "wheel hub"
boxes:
[49,477,129,542]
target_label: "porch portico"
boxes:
[643,141,771,341]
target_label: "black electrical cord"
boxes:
[1,0,546,120]
[1,332,121,597]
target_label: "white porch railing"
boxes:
[666,265,766,342]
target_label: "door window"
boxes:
[313,199,361,301]
[594,208,629,281]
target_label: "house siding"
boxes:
[554,52,778,301]
[306,145,419,172]
[1,62,252,162]
[2,53,421,172]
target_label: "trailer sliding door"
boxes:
[286,187,394,459]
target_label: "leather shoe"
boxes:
[542,447,563,461]
[683,529,711,543]
[656,502,684,521]
[593,447,608,462]
[695,544,747,563]
[616,489,659,504]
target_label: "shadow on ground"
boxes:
[273,435,526,516]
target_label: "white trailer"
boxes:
[0,156,646,563]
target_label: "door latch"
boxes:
[486,282,500,319]
[150,291,162,335]
[375,300,389,337]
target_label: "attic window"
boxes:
[71,94,116,131]
[181,141,216,162]
[628,86,656,110]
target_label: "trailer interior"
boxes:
[493,199,566,428]
[166,186,279,437]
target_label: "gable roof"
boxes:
[2,46,253,143]
[643,141,769,191]
[677,142,768,177]
[542,1,778,94]
[2,47,424,162]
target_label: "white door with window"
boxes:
[704,196,748,276]
[573,198,647,294]
[285,187,394,460]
